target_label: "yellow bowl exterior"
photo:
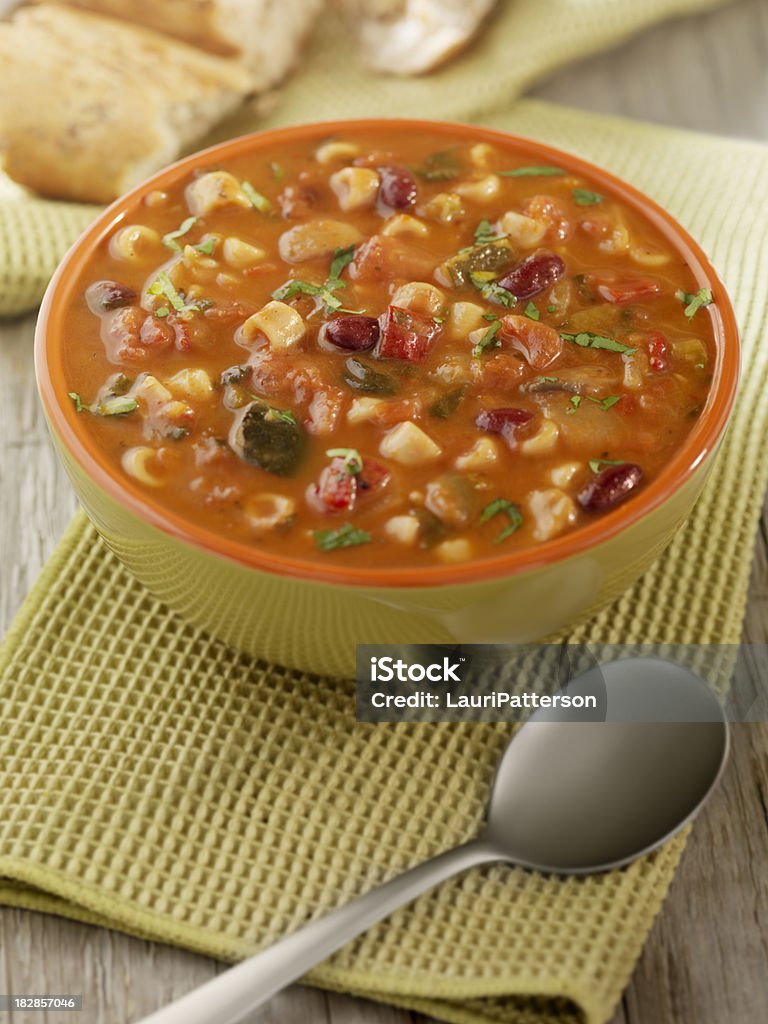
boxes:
[49,419,718,678]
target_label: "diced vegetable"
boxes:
[376,305,442,362]
[499,315,563,369]
[231,401,305,476]
[342,357,399,395]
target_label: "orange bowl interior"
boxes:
[35,118,741,588]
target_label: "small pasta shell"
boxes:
[315,140,361,165]
[384,515,420,545]
[185,171,250,216]
[330,166,380,211]
[436,538,474,563]
[240,301,305,350]
[520,419,560,456]
[381,214,429,238]
[455,174,501,202]
[109,224,162,264]
[223,237,266,269]
[167,368,214,400]
[122,446,164,487]
[469,142,496,169]
[630,244,671,267]
[390,281,445,316]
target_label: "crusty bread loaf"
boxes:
[333,0,497,75]
[35,0,325,91]
[0,5,254,203]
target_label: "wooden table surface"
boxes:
[1,1,767,1021]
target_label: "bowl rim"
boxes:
[35,117,741,589]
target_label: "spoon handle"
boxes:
[136,839,497,1024]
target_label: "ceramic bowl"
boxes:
[35,119,740,677]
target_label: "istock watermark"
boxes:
[355,643,768,724]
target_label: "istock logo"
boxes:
[370,655,464,683]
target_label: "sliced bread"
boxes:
[33,0,325,91]
[0,5,254,202]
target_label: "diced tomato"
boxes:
[349,235,434,283]
[305,389,343,435]
[104,306,145,363]
[524,194,572,242]
[306,457,357,513]
[376,305,442,362]
[168,315,192,351]
[499,315,563,370]
[358,458,391,497]
[589,274,661,304]
[139,315,174,350]
[647,330,669,372]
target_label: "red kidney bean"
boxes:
[378,165,418,210]
[497,251,566,301]
[321,315,380,352]
[86,280,137,313]
[476,408,534,433]
[578,463,643,511]
[476,407,534,447]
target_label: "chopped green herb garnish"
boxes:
[675,287,714,319]
[155,306,170,318]
[326,447,364,475]
[480,498,524,544]
[242,180,273,213]
[162,216,197,253]
[270,161,285,180]
[500,166,564,178]
[264,406,297,425]
[572,188,603,206]
[523,301,540,321]
[147,271,201,317]
[597,395,622,410]
[589,458,625,474]
[482,313,499,321]
[472,319,502,358]
[414,149,461,182]
[148,271,185,312]
[560,331,636,355]
[68,392,137,417]
[569,394,622,415]
[471,218,505,246]
[194,238,216,256]
[547,305,557,313]
[694,362,705,369]
[470,272,516,308]
[538,375,559,383]
[328,244,356,282]
[432,316,446,324]
[272,278,342,313]
[314,524,371,552]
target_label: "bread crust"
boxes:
[36,0,325,90]
[0,6,253,203]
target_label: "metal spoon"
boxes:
[137,657,728,1024]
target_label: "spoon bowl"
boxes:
[483,658,729,872]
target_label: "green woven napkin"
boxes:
[0,0,736,316]
[2,99,768,1024]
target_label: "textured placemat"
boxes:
[2,99,768,1024]
[0,0,737,317]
